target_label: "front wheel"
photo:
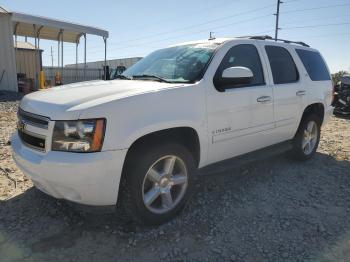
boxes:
[291,114,321,161]
[119,143,195,225]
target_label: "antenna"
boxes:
[209,31,215,40]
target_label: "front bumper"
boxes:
[11,133,128,206]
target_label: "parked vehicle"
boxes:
[110,66,127,80]
[333,76,350,115]
[12,36,333,225]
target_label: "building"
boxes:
[0,5,108,92]
[15,41,43,91]
[0,7,18,92]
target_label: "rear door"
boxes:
[261,44,307,141]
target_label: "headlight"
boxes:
[52,119,105,152]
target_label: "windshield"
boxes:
[121,44,217,83]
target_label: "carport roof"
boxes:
[10,11,108,43]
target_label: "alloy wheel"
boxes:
[142,155,188,214]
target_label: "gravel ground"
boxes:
[1,91,350,262]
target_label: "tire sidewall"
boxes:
[124,143,195,225]
[293,114,321,160]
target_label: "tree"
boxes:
[332,70,349,84]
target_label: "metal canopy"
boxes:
[5,7,110,86]
[11,12,108,43]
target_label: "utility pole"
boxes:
[50,46,54,67]
[274,0,282,41]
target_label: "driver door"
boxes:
[205,42,275,164]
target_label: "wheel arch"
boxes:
[125,126,202,168]
[302,103,325,124]
[295,103,325,137]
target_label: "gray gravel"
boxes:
[1,91,350,262]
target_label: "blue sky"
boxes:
[1,0,350,73]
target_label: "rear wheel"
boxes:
[291,114,321,160]
[119,143,195,225]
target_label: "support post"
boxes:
[274,0,282,41]
[75,34,82,81]
[84,33,86,81]
[61,30,64,80]
[57,32,60,68]
[51,46,54,67]
[33,24,38,90]
[14,23,19,49]
[37,26,43,89]
[76,42,79,80]
[104,37,107,80]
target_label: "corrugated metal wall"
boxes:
[65,57,142,69]
[15,49,41,80]
[0,12,18,92]
[43,67,103,85]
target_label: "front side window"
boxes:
[122,44,217,83]
[295,49,330,81]
[265,45,299,84]
[214,44,265,90]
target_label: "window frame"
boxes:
[264,45,300,85]
[213,43,266,91]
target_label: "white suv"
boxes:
[12,36,333,225]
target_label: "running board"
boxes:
[199,141,293,176]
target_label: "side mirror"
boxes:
[215,66,254,91]
[222,66,253,79]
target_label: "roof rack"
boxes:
[240,35,310,47]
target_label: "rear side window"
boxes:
[295,49,330,81]
[265,46,299,84]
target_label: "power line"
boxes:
[87,2,350,52]
[87,14,273,54]
[125,0,241,30]
[87,3,276,49]
[281,3,350,14]
[286,32,350,39]
[99,29,275,62]
[281,14,350,24]
[283,22,350,30]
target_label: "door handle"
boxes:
[296,90,306,96]
[257,96,272,103]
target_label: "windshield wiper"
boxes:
[131,74,169,83]
[115,74,131,80]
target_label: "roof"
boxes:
[10,10,108,43]
[171,36,313,49]
[14,41,42,51]
[0,6,9,13]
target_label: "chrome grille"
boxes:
[17,109,49,152]
[18,129,46,151]
[18,108,49,129]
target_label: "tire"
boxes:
[291,113,321,161]
[118,143,195,225]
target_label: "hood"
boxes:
[20,80,184,119]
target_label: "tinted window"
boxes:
[214,44,265,89]
[265,46,299,84]
[295,49,330,81]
